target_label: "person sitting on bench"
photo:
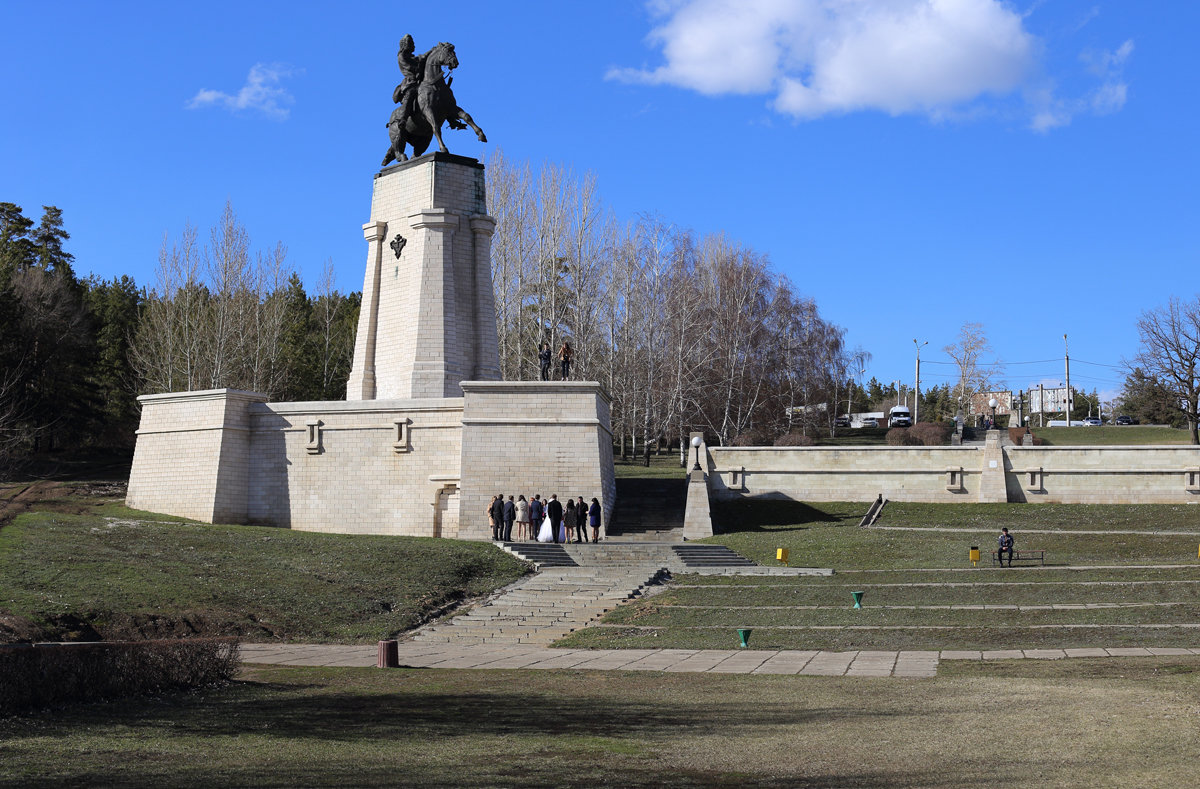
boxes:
[997,527,1014,568]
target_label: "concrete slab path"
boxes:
[240,642,1200,678]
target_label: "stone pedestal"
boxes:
[347,152,500,400]
[978,430,1009,503]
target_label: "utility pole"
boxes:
[1039,383,1044,427]
[914,338,927,424]
[1064,333,1073,423]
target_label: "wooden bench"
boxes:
[992,549,1045,566]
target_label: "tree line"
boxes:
[0,202,359,475]
[485,151,859,456]
[6,160,1198,474]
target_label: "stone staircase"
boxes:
[669,544,756,568]
[499,541,757,573]
[607,477,687,542]
[410,565,667,646]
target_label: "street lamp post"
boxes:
[989,397,998,430]
[913,339,928,424]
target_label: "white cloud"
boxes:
[610,0,1036,119]
[613,1,1134,130]
[187,63,299,120]
[1028,39,1133,132]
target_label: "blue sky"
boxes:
[4,1,1196,404]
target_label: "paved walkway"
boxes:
[240,642,1200,678]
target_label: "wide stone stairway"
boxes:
[410,541,770,646]
[410,563,667,646]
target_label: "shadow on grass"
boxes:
[0,675,934,788]
[713,498,854,533]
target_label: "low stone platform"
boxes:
[240,643,1200,677]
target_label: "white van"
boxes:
[888,406,913,428]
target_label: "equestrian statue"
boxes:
[382,36,487,166]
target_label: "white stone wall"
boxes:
[127,389,268,522]
[709,446,985,503]
[459,382,616,540]
[1006,446,1200,503]
[708,443,1200,504]
[247,398,466,535]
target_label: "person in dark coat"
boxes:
[503,495,516,542]
[588,497,601,543]
[564,499,578,543]
[546,495,563,543]
[575,496,589,543]
[997,527,1014,567]
[490,494,505,541]
[558,341,573,380]
[538,343,552,381]
[529,495,544,542]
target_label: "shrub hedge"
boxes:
[910,422,952,446]
[885,427,921,446]
[0,637,240,713]
[773,432,815,447]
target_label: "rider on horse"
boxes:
[381,37,485,167]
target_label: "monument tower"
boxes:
[345,153,501,399]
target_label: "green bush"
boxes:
[0,637,239,713]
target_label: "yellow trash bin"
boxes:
[776,548,789,566]
[969,546,980,567]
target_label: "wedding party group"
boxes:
[488,493,601,544]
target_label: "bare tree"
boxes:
[1131,296,1200,444]
[944,322,1004,415]
[131,205,293,398]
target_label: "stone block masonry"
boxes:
[459,381,615,539]
[706,436,1200,505]
[346,152,500,401]
[128,389,267,523]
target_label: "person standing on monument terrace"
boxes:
[490,494,505,542]
[503,495,516,542]
[558,341,573,380]
[487,494,498,540]
[539,343,552,381]
[547,495,563,544]
[564,499,579,543]
[530,495,544,542]
[589,498,602,543]
[575,496,589,543]
[515,495,529,541]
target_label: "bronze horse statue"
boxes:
[382,41,486,166]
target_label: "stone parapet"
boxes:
[707,442,1200,504]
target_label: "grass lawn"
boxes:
[614,452,690,479]
[3,661,1200,787]
[558,498,1200,652]
[0,485,528,644]
[1030,425,1191,445]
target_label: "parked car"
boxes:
[1081,417,1102,426]
[860,417,879,428]
[834,415,851,428]
[1115,415,1136,425]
